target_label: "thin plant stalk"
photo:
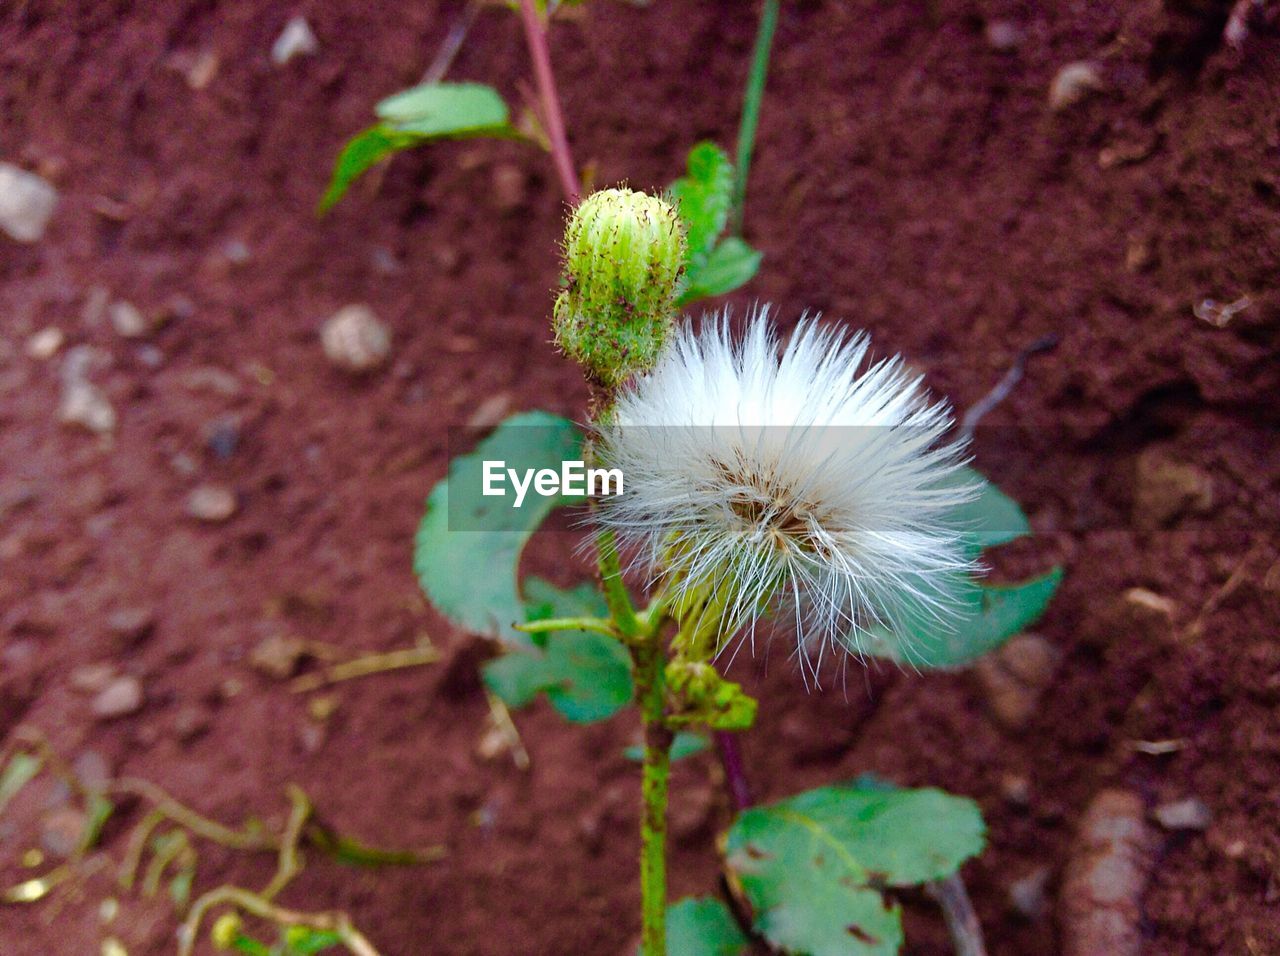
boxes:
[516,0,582,204]
[730,0,779,235]
[636,637,673,956]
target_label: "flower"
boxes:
[595,308,978,675]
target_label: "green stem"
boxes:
[636,637,672,956]
[514,616,618,639]
[731,0,779,235]
[597,528,640,638]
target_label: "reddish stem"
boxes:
[515,0,581,205]
[714,731,753,811]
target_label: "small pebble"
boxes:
[1000,772,1032,807]
[181,365,241,397]
[271,16,319,65]
[1133,450,1214,529]
[26,327,65,360]
[204,415,241,460]
[466,392,513,431]
[220,238,250,266]
[59,380,117,435]
[321,304,391,373]
[0,162,58,242]
[1009,865,1052,919]
[974,634,1061,729]
[985,20,1023,52]
[1153,797,1212,831]
[490,163,528,212]
[108,300,147,338]
[106,607,156,646]
[92,675,144,719]
[186,484,238,522]
[1049,61,1104,112]
[70,663,118,694]
[248,634,306,680]
[172,704,212,743]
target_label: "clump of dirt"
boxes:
[2,2,1278,954]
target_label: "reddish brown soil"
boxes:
[2,2,1279,954]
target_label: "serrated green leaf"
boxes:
[0,753,42,815]
[624,730,710,762]
[679,236,762,305]
[670,141,735,262]
[414,412,583,645]
[319,124,418,213]
[483,579,633,723]
[664,897,749,956]
[725,784,985,956]
[375,82,510,137]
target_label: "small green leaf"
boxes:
[862,566,1062,669]
[725,783,985,956]
[624,730,710,762]
[664,897,749,956]
[321,83,515,212]
[80,792,114,852]
[859,468,1061,667]
[669,142,735,263]
[679,236,763,305]
[0,753,42,815]
[483,579,633,723]
[319,124,417,213]
[375,82,510,137]
[285,926,345,954]
[414,412,583,645]
[943,466,1031,558]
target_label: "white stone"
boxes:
[1049,62,1104,112]
[271,16,319,66]
[26,326,65,360]
[0,163,58,242]
[186,484,238,523]
[321,304,391,372]
[109,300,148,338]
[59,380,116,434]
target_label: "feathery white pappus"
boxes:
[595,307,979,676]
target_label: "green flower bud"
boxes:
[554,188,687,388]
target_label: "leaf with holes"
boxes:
[725,783,985,956]
[414,412,584,645]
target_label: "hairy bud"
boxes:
[554,188,686,388]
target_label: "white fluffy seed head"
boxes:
[595,307,979,675]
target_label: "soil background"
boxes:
[2,1,1279,954]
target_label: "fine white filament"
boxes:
[596,308,978,679]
